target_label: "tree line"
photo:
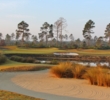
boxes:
[0,17,110,49]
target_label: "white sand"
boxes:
[12,70,110,100]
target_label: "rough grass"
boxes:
[0,90,42,100]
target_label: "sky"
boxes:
[0,0,110,40]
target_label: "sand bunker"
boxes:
[12,70,110,100]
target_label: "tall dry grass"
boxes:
[72,63,86,78]
[50,62,86,78]
[51,62,110,87]
[50,62,73,78]
[83,66,110,87]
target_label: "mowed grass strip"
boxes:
[1,46,110,55]
[0,90,42,100]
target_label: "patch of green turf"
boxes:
[0,90,42,100]
[1,46,110,55]
[0,59,53,72]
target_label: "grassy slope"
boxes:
[0,90,42,100]
[1,46,110,55]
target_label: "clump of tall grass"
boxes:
[50,62,73,78]
[50,62,86,78]
[83,66,110,87]
[72,63,86,78]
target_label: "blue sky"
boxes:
[0,0,110,40]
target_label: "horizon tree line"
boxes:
[0,18,110,49]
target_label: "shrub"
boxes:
[10,56,35,63]
[26,57,35,63]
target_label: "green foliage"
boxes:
[10,56,35,63]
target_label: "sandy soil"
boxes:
[12,70,110,100]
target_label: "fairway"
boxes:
[1,46,110,56]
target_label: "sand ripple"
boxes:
[12,70,110,100]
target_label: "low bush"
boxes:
[26,57,35,63]
[10,56,35,63]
